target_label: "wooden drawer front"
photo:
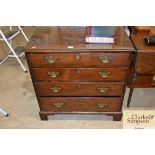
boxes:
[34,82,124,96]
[136,53,155,74]
[39,97,122,112]
[28,52,130,67]
[128,74,155,88]
[31,68,127,82]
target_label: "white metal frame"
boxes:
[0,26,29,72]
[0,26,29,117]
[0,30,20,41]
[18,26,29,41]
[0,108,9,117]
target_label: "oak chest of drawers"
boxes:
[25,26,134,121]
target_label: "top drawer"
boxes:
[136,53,155,74]
[27,52,130,68]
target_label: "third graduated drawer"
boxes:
[31,67,128,82]
[34,82,125,96]
[27,52,130,67]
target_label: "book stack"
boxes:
[85,26,115,44]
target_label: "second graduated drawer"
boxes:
[27,52,130,67]
[31,67,128,82]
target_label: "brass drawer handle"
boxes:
[48,71,59,78]
[99,70,110,78]
[53,102,64,108]
[75,54,81,60]
[98,56,111,63]
[44,56,57,63]
[96,103,108,108]
[50,87,61,93]
[97,87,110,93]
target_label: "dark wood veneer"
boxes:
[27,52,130,67]
[25,26,134,121]
[31,67,128,82]
[34,82,124,96]
[38,97,122,112]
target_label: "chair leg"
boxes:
[0,109,9,117]
[127,88,134,107]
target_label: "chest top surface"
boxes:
[25,26,134,53]
[131,30,155,52]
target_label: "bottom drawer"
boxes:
[38,97,122,112]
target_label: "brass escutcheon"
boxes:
[77,98,83,102]
[77,84,81,88]
[76,69,81,74]
[75,54,81,60]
